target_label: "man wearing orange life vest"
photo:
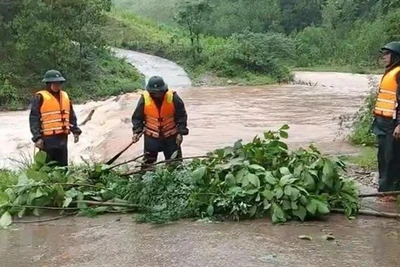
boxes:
[29,69,82,167]
[131,76,188,169]
[372,41,400,200]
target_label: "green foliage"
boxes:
[174,0,211,60]
[0,0,142,110]
[223,31,294,81]
[0,125,360,228]
[348,78,378,146]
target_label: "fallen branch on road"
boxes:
[359,191,400,198]
[332,209,400,219]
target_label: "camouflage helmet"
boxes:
[380,41,400,55]
[42,69,66,83]
[146,76,168,93]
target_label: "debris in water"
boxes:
[298,235,312,241]
[322,234,335,241]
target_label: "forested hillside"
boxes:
[113,0,400,70]
[0,0,143,110]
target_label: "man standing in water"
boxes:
[29,69,82,167]
[373,41,400,201]
[131,76,189,169]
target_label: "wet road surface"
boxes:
[1,212,399,267]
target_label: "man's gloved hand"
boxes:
[176,134,183,146]
[35,139,44,150]
[132,133,142,143]
[74,134,80,143]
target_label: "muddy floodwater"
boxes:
[1,48,397,267]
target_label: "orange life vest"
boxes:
[143,90,178,138]
[374,66,400,119]
[36,90,71,136]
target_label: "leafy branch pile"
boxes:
[0,125,360,228]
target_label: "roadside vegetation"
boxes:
[0,0,143,111]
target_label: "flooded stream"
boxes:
[0,48,380,169]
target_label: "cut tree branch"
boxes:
[359,191,400,198]
[332,209,400,219]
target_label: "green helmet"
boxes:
[146,76,168,93]
[42,69,66,83]
[380,41,400,55]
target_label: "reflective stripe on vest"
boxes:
[373,66,400,119]
[143,90,178,139]
[37,90,71,136]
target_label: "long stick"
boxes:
[74,200,152,210]
[359,191,400,198]
[105,132,144,165]
[106,154,146,170]
[14,213,78,224]
[79,109,95,126]
[331,208,400,219]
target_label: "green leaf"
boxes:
[0,192,9,208]
[261,189,274,200]
[247,173,260,188]
[264,172,277,185]
[246,189,259,195]
[249,205,257,217]
[225,173,236,186]
[279,130,289,139]
[36,187,45,199]
[18,208,26,218]
[303,172,316,191]
[34,151,47,167]
[192,167,206,181]
[17,173,29,186]
[280,124,290,130]
[206,204,214,216]
[233,140,243,150]
[63,197,73,207]
[263,199,271,210]
[291,201,298,210]
[279,175,292,186]
[282,200,291,210]
[170,150,179,159]
[290,187,301,201]
[279,167,291,176]
[292,205,307,221]
[0,212,12,229]
[272,204,286,223]
[299,195,308,205]
[228,186,243,195]
[248,164,265,172]
[236,168,248,183]
[284,186,293,196]
[316,200,330,214]
[28,191,37,205]
[275,187,284,199]
[306,200,317,215]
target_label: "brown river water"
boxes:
[1,49,398,267]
